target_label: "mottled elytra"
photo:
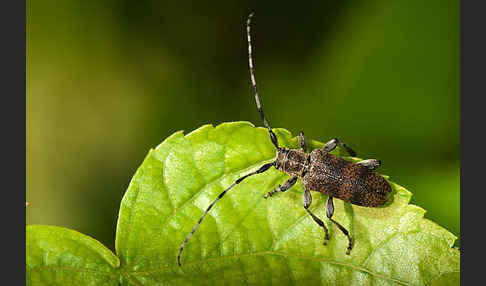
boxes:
[177,12,392,267]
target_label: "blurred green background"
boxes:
[26,0,459,251]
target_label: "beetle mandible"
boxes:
[177,12,392,266]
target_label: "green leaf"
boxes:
[115,122,459,285]
[26,225,119,286]
[27,122,460,285]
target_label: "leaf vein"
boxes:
[128,251,415,285]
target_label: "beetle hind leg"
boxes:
[357,159,381,171]
[326,197,353,255]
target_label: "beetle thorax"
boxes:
[275,148,309,177]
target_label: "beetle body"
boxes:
[276,148,391,207]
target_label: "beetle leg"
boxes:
[326,197,353,254]
[298,131,307,152]
[357,159,381,171]
[264,176,297,199]
[323,138,357,157]
[303,189,330,245]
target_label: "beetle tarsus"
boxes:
[264,177,297,199]
[323,233,329,245]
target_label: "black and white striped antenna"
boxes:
[177,161,273,266]
[176,12,278,267]
[246,12,279,149]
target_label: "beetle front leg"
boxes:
[264,176,297,199]
[298,131,307,152]
[326,197,353,255]
[303,189,330,245]
[323,138,357,157]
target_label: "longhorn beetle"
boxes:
[177,12,392,266]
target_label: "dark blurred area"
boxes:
[26,0,459,250]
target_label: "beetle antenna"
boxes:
[177,161,274,266]
[246,12,279,149]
